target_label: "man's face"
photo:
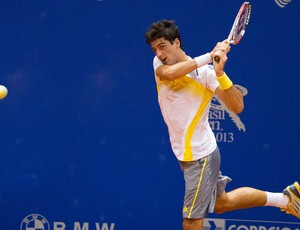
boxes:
[151,37,181,65]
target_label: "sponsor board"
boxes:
[20,214,115,230]
[204,218,300,230]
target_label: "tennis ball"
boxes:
[0,85,8,99]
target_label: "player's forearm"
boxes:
[227,87,244,114]
[156,59,198,81]
[216,86,244,114]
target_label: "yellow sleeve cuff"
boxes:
[217,73,233,90]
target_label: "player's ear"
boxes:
[174,38,181,48]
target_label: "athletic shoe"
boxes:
[282,182,300,219]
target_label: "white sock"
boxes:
[265,192,289,208]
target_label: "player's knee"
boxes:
[214,203,227,214]
[214,198,231,214]
[214,191,234,214]
[182,218,204,230]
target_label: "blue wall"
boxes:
[0,1,299,229]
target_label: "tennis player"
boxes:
[145,20,300,230]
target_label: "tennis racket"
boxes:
[214,2,251,63]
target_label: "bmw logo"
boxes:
[20,214,50,230]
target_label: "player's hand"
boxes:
[213,50,228,76]
[210,39,231,60]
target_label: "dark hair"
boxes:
[145,20,183,48]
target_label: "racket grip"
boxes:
[214,56,220,63]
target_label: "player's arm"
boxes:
[215,85,244,114]
[155,40,230,81]
[155,59,198,81]
[213,50,244,114]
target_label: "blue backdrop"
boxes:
[0,1,299,229]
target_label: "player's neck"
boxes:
[178,49,189,62]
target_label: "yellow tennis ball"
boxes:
[0,85,8,99]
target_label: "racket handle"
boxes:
[214,56,220,63]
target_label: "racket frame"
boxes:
[214,2,251,63]
[227,2,251,45]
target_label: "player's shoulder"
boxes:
[153,56,163,70]
[153,56,161,64]
[197,64,215,74]
[197,64,217,84]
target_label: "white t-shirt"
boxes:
[153,56,219,161]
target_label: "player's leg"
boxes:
[214,187,267,214]
[214,183,300,219]
[182,218,204,230]
[180,147,226,230]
